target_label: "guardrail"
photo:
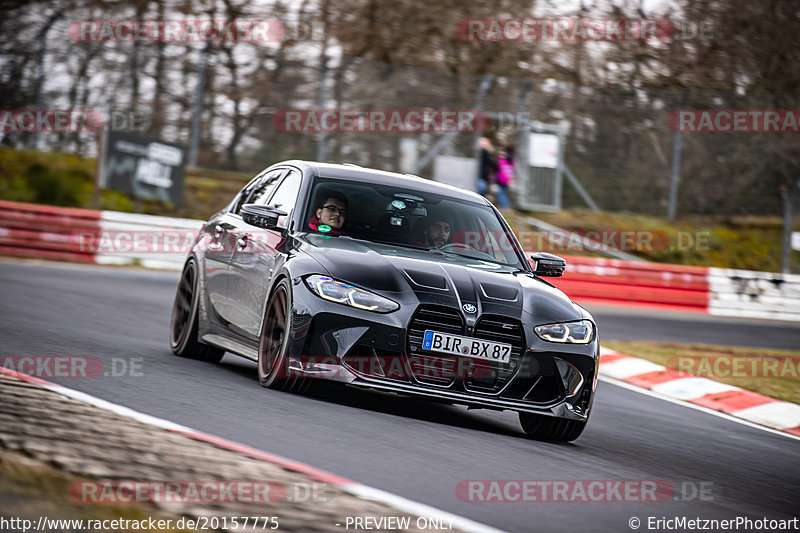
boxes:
[2,200,798,321]
[708,267,800,322]
[0,199,100,263]
[545,256,710,312]
[95,210,203,270]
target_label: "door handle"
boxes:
[237,234,250,249]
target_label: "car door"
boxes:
[206,168,285,327]
[226,168,302,340]
[203,173,264,324]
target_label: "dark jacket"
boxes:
[479,148,498,183]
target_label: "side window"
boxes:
[266,170,302,228]
[231,175,263,214]
[248,169,285,206]
[232,169,285,214]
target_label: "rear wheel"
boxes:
[519,412,587,442]
[170,258,224,363]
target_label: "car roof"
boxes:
[277,160,489,205]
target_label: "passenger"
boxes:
[424,217,452,248]
[309,192,348,236]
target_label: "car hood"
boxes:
[298,234,588,325]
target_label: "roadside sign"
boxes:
[101,130,186,205]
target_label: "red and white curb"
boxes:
[598,347,800,437]
[0,368,502,533]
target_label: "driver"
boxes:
[424,217,452,248]
[309,191,348,236]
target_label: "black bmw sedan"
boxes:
[170,160,599,442]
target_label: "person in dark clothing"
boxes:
[477,135,498,197]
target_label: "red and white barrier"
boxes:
[0,199,101,263]
[536,256,800,321]
[544,256,710,312]
[2,200,799,320]
[708,267,800,322]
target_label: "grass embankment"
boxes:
[1,146,798,271]
[0,146,249,220]
[603,341,800,405]
[502,209,799,272]
[0,449,190,532]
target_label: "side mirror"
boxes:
[530,252,566,277]
[241,204,287,230]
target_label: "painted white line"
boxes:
[599,376,800,442]
[344,485,505,533]
[731,402,800,431]
[650,377,739,401]
[599,358,664,380]
[36,382,194,433]
[1,371,502,533]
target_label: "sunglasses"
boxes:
[321,204,346,216]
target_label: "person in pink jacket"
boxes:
[495,146,514,208]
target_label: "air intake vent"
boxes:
[406,306,464,386]
[467,316,526,393]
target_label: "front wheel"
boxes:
[258,279,300,391]
[170,258,224,363]
[519,412,587,442]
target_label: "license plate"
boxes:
[422,330,512,363]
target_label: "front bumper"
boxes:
[286,353,589,420]
[288,282,598,421]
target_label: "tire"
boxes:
[169,258,225,363]
[519,412,587,442]
[257,279,308,392]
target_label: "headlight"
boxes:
[534,320,594,344]
[304,275,399,313]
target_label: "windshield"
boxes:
[304,176,526,269]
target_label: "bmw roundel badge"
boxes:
[463,303,477,313]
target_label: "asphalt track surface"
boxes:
[1,259,798,533]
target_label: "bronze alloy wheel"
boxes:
[169,258,224,363]
[258,279,292,390]
[257,279,314,393]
